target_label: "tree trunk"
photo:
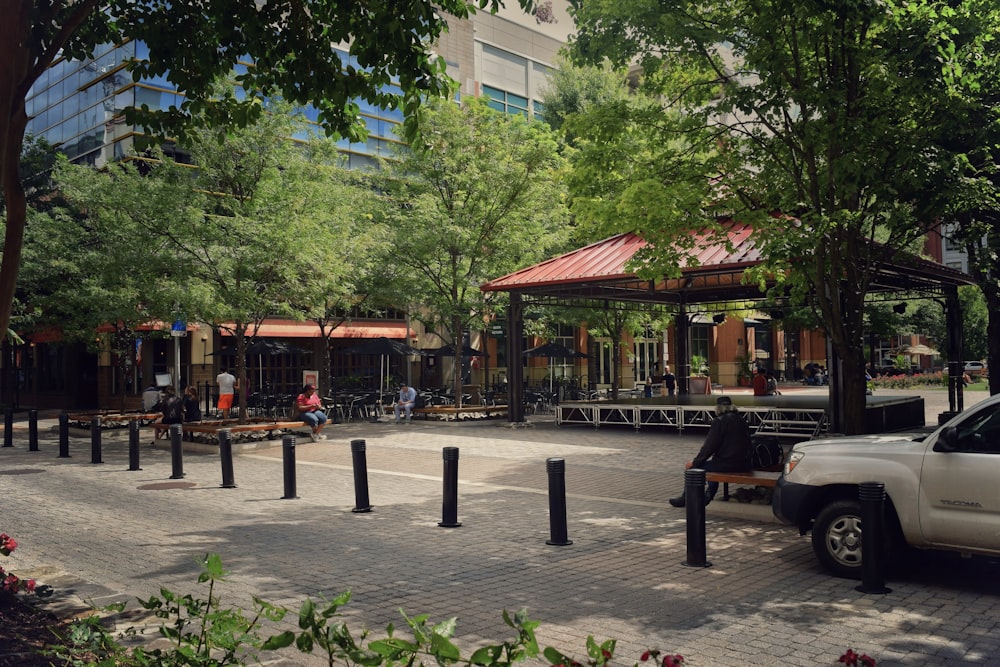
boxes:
[0,108,28,344]
[234,326,249,424]
[452,316,463,409]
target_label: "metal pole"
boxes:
[281,435,298,499]
[351,439,373,512]
[219,429,236,488]
[169,423,184,478]
[128,421,141,470]
[28,409,38,451]
[58,412,70,458]
[90,416,103,464]
[856,481,892,594]
[438,446,462,527]
[3,406,13,447]
[545,457,572,546]
[682,468,711,567]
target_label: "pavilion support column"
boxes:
[944,286,964,418]
[506,292,525,423]
[676,302,690,395]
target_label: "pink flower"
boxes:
[24,579,36,593]
[640,651,652,662]
[662,655,684,667]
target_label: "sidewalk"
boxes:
[2,391,998,666]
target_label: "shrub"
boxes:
[47,553,874,666]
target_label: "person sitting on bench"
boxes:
[669,395,752,507]
[295,383,328,442]
[394,383,417,423]
[153,386,185,439]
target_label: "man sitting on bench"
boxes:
[394,383,417,424]
[669,395,752,507]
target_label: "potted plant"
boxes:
[735,353,754,386]
[689,355,712,394]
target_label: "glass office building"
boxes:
[25,3,571,169]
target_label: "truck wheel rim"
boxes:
[827,515,862,566]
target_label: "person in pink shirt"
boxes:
[295,384,328,442]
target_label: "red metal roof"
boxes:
[482,222,761,292]
[481,220,972,307]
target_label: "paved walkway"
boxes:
[1,387,998,666]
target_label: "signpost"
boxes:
[171,320,186,392]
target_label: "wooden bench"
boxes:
[704,470,781,502]
[412,405,509,421]
[152,420,308,442]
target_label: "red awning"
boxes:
[221,320,413,339]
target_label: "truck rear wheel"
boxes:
[812,499,864,578]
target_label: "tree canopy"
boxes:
[565,0,999,432]
[377,96,569,404]
[1,0,534,364]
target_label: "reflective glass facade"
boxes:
[26,44,406,168]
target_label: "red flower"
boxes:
[840,649,858,666]
[662,655,684,667]
[640,651,652,662]
[860,655,876,666]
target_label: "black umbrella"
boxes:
[523,342,589,359]
[246,339,312,356]
[523,342,589,392]
[341,337,425,357]
[430,343,484,357]
[341,337,424,398]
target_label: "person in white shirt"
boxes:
[216,368,237,418]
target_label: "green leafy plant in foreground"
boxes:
[47,553,874,666]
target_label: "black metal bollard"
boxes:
[3,406,13,448]
[438,446,462,527]
[281,435,298,499]
[128,421,141,471]
[169,424,184,479]
[546,457,573,545]
[219,429,236,488]
[90,416,103,464]
[856,481,892,594]
[682,468,712,567]
[350,439,372,513]
[28,409,38,451]
[58,412,70,458]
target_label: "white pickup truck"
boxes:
[772,393,1000,578]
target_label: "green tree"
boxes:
[286,154,393,396]
[0,0,535,366]
[378,97,569,405]
[566,0,991,433]
[50,102,369,420]
[21,163,176,410]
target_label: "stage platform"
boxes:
[554,392,925,438]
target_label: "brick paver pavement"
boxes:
[1,386,998,666]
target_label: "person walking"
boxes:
[394,383,417,423]
[663,366,676,397]
[216,368,237,419]
[668,396,752,507]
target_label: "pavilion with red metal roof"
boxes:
[481,223,976,426]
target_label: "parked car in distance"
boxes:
[772,392,1000,578]
[965,360,987,376]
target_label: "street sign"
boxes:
[171,320,187,337]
